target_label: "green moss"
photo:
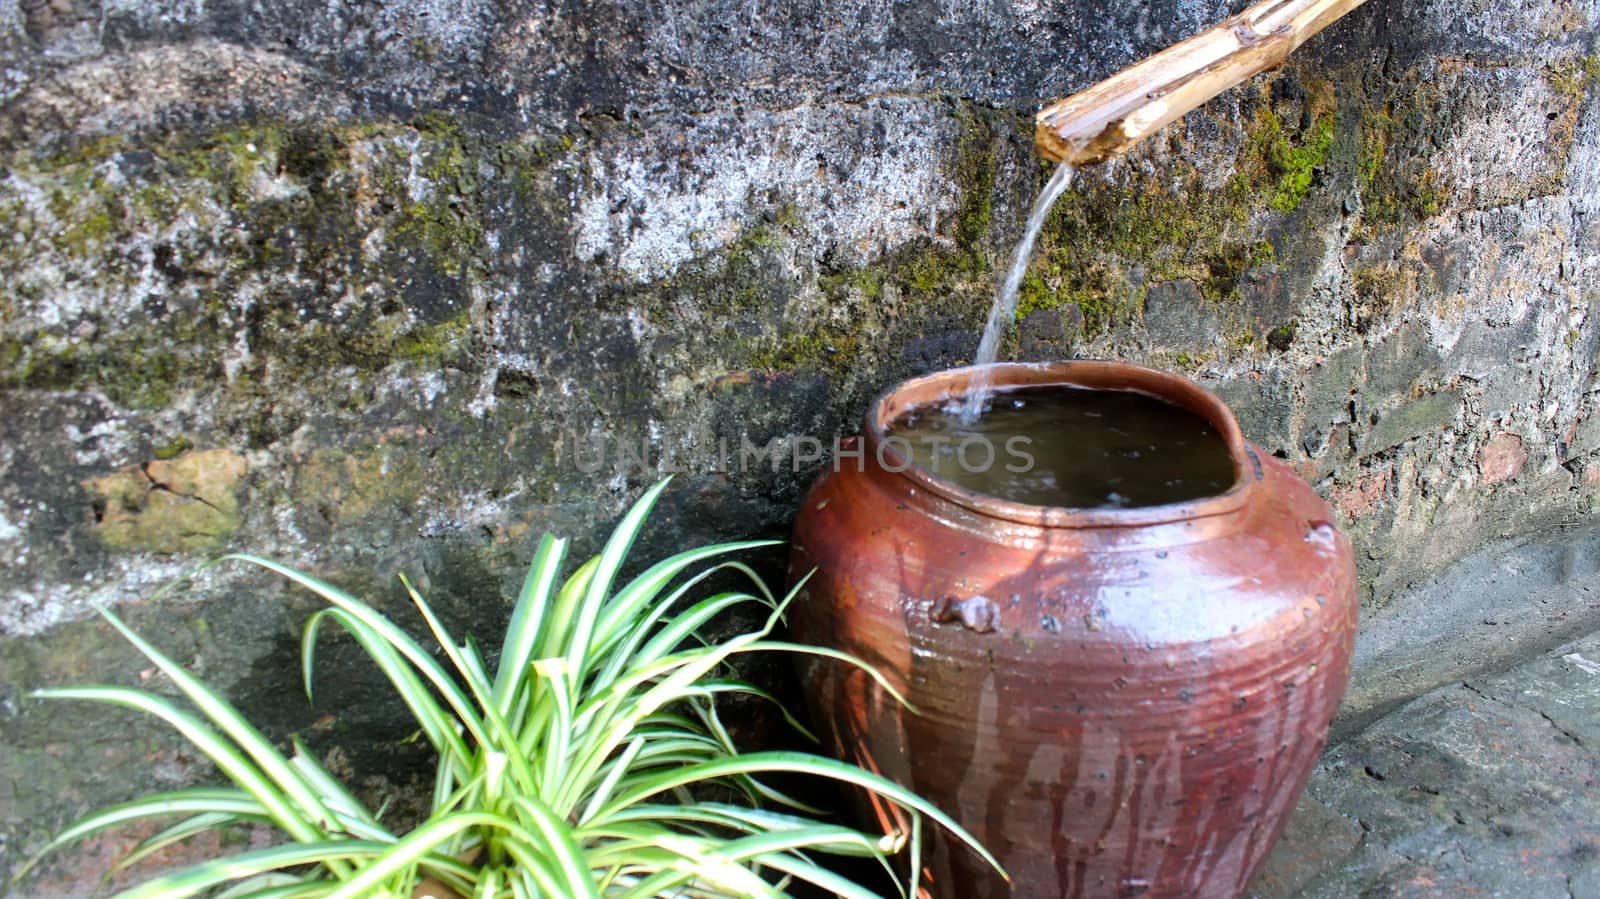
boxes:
[391,117,485,278]
[1355,75,1457,230]
[1014,272,1052,319]
[57,208,119,255]
[0,336,22,375]
[247,303,475,379]
[821,94,1306,341]
[1018,172,1250,329]
[508,131,583,201]
[825,107,1006,313]
[1065,291,1128,336]
[2,112,546,410]
[162,123,292,213]
[1359,116,1450,226]
[1533,53,1598,202]
[1548,54,1600,99]
[745,328,858,375]
[1202,240,1276,302]
[818,269,885,302]
[37,133,131,169]
[113,349,185,408]
[949,104,1011,257]
[1349,262,1413,332]
[1357,106,1389,192]
[22,115,491,281]
[393,312,473,366]
[1011,265,1125,333]
[739,264,871,379]
[899,247,965,294]
[1267,320,1298,351]
[731,206,802,253]
[739,225,784,251]
[153,435,195,459]
[625,82,1375,371]
[1259,109,1337,213]
[1003,75,1366,333]
[3,323,227,409]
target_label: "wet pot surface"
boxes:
[787,361,1357,899]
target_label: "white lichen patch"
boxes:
[0,497,28,586]
[418,487,519,540]
[103,0,209,28]
[1,154,231,334]
[64,416,135,467]
[1427,62,1583,210]
[571,98,965,283]
[0,556,195,638]
[376,0,495,61]
[402,132,434,205]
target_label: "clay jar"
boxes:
[786,361,1357,899]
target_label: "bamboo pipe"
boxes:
[1036,0,1370,165]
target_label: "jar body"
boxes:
[786,362,1357,899]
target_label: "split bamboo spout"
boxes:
[1036,0,1370,165]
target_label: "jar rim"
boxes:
[865,360,1260,528]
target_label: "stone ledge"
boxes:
[1253,623,1600,897]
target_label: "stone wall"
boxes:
[2,0,1598,890]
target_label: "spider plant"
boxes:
[7,479,1002,898]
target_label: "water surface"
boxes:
[891,384,1236,508]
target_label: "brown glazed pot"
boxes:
[786,361,1357,899]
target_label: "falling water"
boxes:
[958,162,1076,424]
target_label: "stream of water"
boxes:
[958,162,1076,424]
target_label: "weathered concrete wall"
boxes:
[2,0,1598,890]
